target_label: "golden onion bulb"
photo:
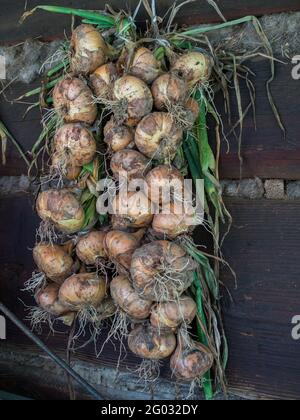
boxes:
[90,62,118,99]
[135,112,183,162]
[103,118,134,152]
[110,149,150,182]
[35,283,71,317]
[76,230,107,265]
[129,47,160,84]
[36,189,85,234]
[145,165,184,206]
[152,203,197,238]
[171,51,213,87]
[71,24,107,75]
[151,73,188,110]
[112,191,153,230]
[150,296,197,330]
[51,153,81,181]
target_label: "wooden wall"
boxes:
[1,1,300,400]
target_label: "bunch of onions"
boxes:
[170,330,214,381]
[59,273,107,311]
[150,296,197,330]
[152,203,197,238]
[129,47,160,84]
[135,112,183,162]
[53,123,97,167]
[110,275,153,320]
[33,243,74,284]
[110,149,150,182]
[53,77,97,125]
[145,165,184,206]
[36,189,85,234]
[113,75,153,126]
[112,191,153,230]
[103,117,134,152]
[130,240,196,301]
[104,229,145,272]
[128,323,176,360]
[171,51,213,88]
[151,73,188,111]
[70,24,108,75]
[35,283,72,318]
[90,63,118,99]
[76,230,107,266]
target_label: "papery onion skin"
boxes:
[145,165,184,206]
[76,230,107,265]
[185,97,200,126]
[170,333,214,381]
[150,296,197,330]
[152,203,197,238]
[151,73,188,110]
[130,240,196,302]
[129,47,160,84]
[172,51,213,88]
[71,24,107,75]
[103,118,134,152]
[36,189,85,234]
[51,153,81,181]
[53,77,97,125]
[35,283,71,317]
[33,243,74,284]
[90,63,118,99]
[128,323,176,360]
[110,275,153,320]
[53,124,97,167]
[59,273,107,310]
[113,75,153,125]
[135,112,183,162]
[110,149,150,182]
[112,191,153,230]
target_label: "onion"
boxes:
[110,149,150,182]
[110,275,153,320]
[152,203,197,238]
[33,243,74,284]
[135,112,183,162]
[113,75,153,126]
[90,63,118,99]
[53,77,97,125]
[76,230,107,265]
[59,273,107,310]
[53,123,97,167]
[89,296,116,323]
[35,283,71,317]
[36,189,85,234]
[170,330,213,381]
[128,323,176,360]
[103,118,134,152]
[51,153,81,181]
[145,165,184,206]
[112,191,153,229]
[171,51,213,88]
[151,73,188,110]
[71,24,107,75]
[185,97,200,126]
[150,296,197,330]
[130,240,196,302]
[105,229,145,272]
[129,47,160,84]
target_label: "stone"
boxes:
[264,179,285,199]
[287,181,300,199]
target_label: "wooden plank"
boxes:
[1,0,300,44]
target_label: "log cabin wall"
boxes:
[1,1,300,400]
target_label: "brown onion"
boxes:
[103,118,134,152]
[128,323,176,360]
[89,297,116,323]
[53,124,97,167]
[110,275,153,320]
[51,153,81,181]
[131,240,196,302]
[53,77,97,125]
[59,273,107,310]
[150,296,197,330]
[135,112,183,162]
[33,243,74,284]
[36,189,85,234]
[105,229,145,272]
[71,24,107,75]
[145,165,184,206]
[110,149,150,182]
[151,73,188,110]
[90,63,118,99]
[185,97,200,125]
[129,47,160,84]
[112,191,153,230]
[170,330,214,380]
[76,230,107,265]
[152,203,197,238]
[113,75,153,126]
[172,51,213,88]
[35,283,71,317]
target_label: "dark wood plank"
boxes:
[1,0,300,44]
